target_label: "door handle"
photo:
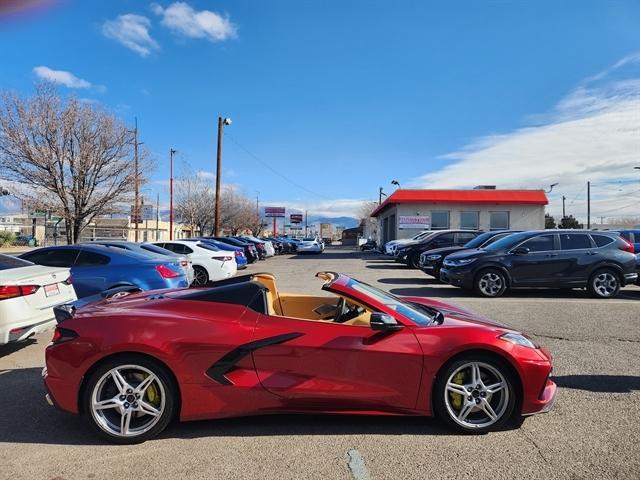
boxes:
[546,253,558,257]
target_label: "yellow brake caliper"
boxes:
[449,372,465,410]
[144,375,160,407]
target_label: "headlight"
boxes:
[426,254,441,261]
[446,257,476,266]
[500,332,538,349]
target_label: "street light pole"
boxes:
[169,148,176,240]
[133,118,140,242]
[214,116,232,236]
[562,195,566,219]
[587,181,591,229]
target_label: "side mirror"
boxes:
[370,312,404,332]
[511,246,530,255]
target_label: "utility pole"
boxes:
[587,181,591,229]
[562,195,566,219]
[133,117,140,242]
[156,192,160,241]
[214,116,232,236]
[169,148,176,240]
[305,210,308,237]
[378,187,387,205]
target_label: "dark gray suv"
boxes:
[440,230,637,298]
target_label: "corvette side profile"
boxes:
[44,272,556,443]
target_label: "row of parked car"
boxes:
[0,234,324,346]
[382,228,640,298]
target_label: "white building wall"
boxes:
[377,202,545,242]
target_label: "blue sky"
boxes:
[1,0,639,221]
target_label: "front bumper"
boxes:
[523,377,557,416]
[623,272,638,285]
[439,267,474,289]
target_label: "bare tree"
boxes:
[0,83,149,243]
[607,216,640,227]
[175,168,215,236]
[220,186,260,235]
[358,200,379,239]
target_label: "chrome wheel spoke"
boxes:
[111,369,129,393]
[120,409,132,436]
[447,382,468,395]
[471,363,482,386]
[480,399,497,420]
[458,403,474,422]
[138,400,161,417]
[93,397,120,411]
[485,382,504,394]
[135,374,157,395]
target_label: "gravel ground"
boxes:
[1,246,639,480]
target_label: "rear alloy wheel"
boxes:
[434,356,516,433]
[474,269,507,297]
[82,356,176,443]
[588,269,620,298]
[408,254,421,269]
[192,266,209,286]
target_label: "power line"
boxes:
[224,133,333,201]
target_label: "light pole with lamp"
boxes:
[214,117,232,236]
[169,148,177,240]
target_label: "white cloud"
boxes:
[412,53,640,223]
[152,2,236,42]
[195,170,215,180]
[102,14,159,57]
[33,66,92,89]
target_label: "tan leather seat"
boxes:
[253,273,284,315]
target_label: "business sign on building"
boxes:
[398,215,430,229]
[265,207,285,217]
[290,213,303,224]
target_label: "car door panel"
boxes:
[508,234,561,286]
[251,314,423,411]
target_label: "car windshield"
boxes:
[344,278,434,326]
[0,254,34,270]
[464,231,500,248]
[484,231,531,251]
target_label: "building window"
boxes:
[460,211,479,230]
[489,211,510,230]
[431,211,450,230]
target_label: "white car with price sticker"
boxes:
[0,254,77,345]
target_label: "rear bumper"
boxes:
[0,315,57,345]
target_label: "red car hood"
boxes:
[402,295,510,330]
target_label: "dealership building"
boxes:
[371,187,548,244]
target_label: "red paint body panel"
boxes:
[44,275,555,425]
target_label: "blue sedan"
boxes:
[20,244,188,298]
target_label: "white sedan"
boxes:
[154,240,237,286]
[296,237,324,254]
[0,254,77,345]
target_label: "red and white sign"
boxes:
[265,207,285,218]
[398,215,431,229]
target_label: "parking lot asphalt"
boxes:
[1,246,639,480]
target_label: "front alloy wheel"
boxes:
[83,357,175,443]
[475,270,507,297]
[434,357,516,433]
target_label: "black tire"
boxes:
[433,354,517,434]
[81,355,177,444]
[408,254,421,269]
[587,268,621,298]
[191,266,209,286]
[474,269,507,298]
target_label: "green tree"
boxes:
[545,213,556,229]
[559,215,583,229]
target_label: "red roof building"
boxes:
[371,188,548,243]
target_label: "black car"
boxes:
[419,230,521,279]
[440,230,638,298]
[396,230,483,269]
[231,236,266,260]
[207,236,258,263]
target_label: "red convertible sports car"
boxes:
[44,272,556,443]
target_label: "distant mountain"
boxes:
[306,216,359,228]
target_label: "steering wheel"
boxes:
[334,298,365,323]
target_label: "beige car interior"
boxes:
[252,273,372,327]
